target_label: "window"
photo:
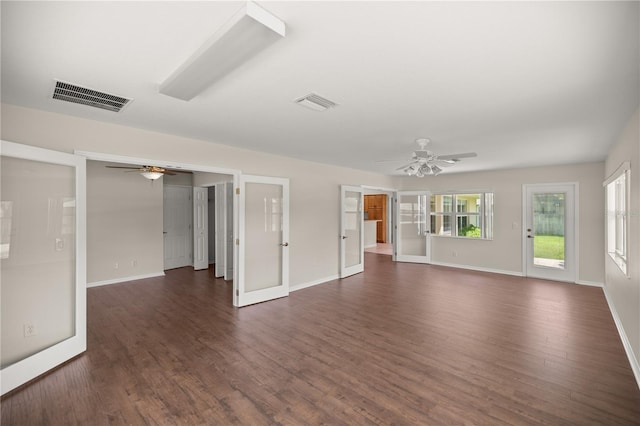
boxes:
[431,192,494,239]
[605,163,630,276]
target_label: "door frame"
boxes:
[522,182,578,282]
[1,141,87,395]
[75,151,242,305]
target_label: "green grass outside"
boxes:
[534,235,565,260]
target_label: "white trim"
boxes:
[575,280,604,287]
[603,287,640,389]
[603,161,631,187]
[429,260,523,277]
[73,150,243,307]
[290,275,340,292]
[87,272,165,288]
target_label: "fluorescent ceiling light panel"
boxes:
[159,1,285,101]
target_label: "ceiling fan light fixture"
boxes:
[141,171,164,180]
[431,165,442,175]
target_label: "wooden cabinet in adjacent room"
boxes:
[364,194,387,243]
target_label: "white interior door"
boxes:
[523,183,576,282]
[214,183,226,278]
[193,187,208,270]
[0,140,86,395]
[163,185,192,270]
[238,175,289,307]
[340,185,364,278]
[224,181,234,281]
[396,191,431,263]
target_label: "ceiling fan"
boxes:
[394,138,477,177]
[106,165,192,180]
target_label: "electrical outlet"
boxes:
[114,262,119,269]
[452,250,458,257]
[23,323,37,337]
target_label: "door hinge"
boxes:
[236,188,240,195]
[236,239,239,245]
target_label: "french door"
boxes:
[1,140,86,395]
[340,185,364,278]
[395,191,431,263]
[237,175,289,306]
[523,183,576,282]
[193,187,208,270]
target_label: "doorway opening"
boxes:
[363,190,393,256]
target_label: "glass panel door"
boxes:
[340,186,364,278]
[396,191,430,263]
[237,175,289,306]
[1,141,86,395]
[524,184,575,282]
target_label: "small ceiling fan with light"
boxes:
[106,165,192,180]
[392,138,477,177]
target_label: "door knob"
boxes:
[342,236,348,239]
[527,235,534,239]
[280,242,289,247]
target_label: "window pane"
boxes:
[457,214,481,238]
[532,193,565,269]
[431,194,452,213]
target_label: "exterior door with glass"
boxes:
[523,183,576,282]
[395,191,431,263]
[1,141,86,395]
[340,186,364,278]
[237,175,289,307]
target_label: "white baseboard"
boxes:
[575,280,604,287]
[290,274,339,292]
[602,287,640,389]
[429,261,523,277]
[87,272,165,288]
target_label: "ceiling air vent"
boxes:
[294,93,337,112]
[52,81,132,112]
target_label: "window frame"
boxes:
[430,191,494,240]
[604,162,630,277]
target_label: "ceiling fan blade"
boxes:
[437,152,477,161]
[395,162,417,171]
[433,160,454,167]
[105,166,143,170]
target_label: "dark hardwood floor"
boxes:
[2,253,640,425]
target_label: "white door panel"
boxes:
[215,183,226,278]
[0,140,86,395]
[523,183,576,282]
[224,182,234,281]
[193,187,208,270]
[238,175,289,307]
[163,185,192,270]
[340,186,364,278]
[396,191,431,263]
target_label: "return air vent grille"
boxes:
[52,81,132,112]
[294,93,337,111]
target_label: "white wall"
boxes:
[1,104,399,287]
[87,161,164,283]
[399,162,605,283]
[604,108,640,378]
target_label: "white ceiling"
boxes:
[2,1,638,175]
